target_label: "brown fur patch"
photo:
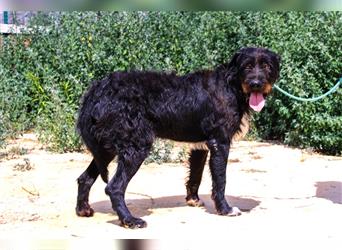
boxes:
[233,113,250,141]
[263,82,273,95]
[241,82,249,94]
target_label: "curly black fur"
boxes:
[76,47,281,228]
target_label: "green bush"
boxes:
[145,139,174,164]
[0,12,341,155]
[0,64,30,144]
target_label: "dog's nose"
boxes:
[250,80,262,90]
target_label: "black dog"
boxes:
[76,47,281,228]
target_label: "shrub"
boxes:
[145,139,174,164]
[0,64,30,145]
[0,11,340,155]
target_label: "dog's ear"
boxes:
[270,52,281,80]
[226,51,241,71]
[224,51,241,82]
[271,51,281,67]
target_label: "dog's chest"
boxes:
[232,113,250,141]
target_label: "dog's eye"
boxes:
[262,63,270,70]
[245,64,253,70]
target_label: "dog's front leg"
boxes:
[207,139,241,216]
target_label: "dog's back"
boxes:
[77,70,219,147]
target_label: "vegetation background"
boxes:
[0,12,341,157]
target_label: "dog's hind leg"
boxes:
[186,149,208,207]
[105,147,151,229]
[76,153,114,217]
[76,159,99,217]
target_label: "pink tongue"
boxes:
[249,93,265,112]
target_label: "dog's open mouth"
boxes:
[249,92,265,112]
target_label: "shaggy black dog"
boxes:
[76,47,281,228]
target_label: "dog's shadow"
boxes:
[91,194,260,225]
[315,181,342,204]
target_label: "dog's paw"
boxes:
[121,217,147,229]
[227,206,242,216]
[186,198,205,207]
[218,206,242,216]
[76,202,94,217]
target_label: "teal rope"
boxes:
[274,77,342,102]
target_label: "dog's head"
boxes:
[227,47,281,112]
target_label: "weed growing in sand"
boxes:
[13,158,34,172]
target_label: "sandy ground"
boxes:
[0,134,341,248]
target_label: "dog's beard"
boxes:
[249,93,265,112]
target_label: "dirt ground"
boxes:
[0,134,341,248]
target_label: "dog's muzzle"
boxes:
[249,80,263,91]
[246,80,268,112]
